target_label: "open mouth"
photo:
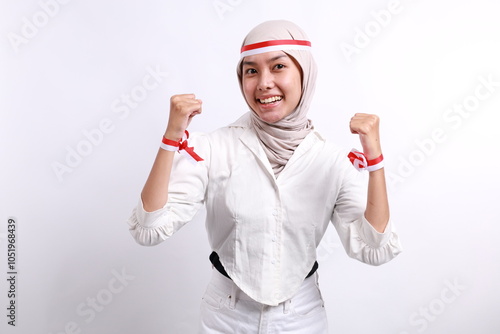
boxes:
[258,96,283,104]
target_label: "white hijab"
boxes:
[236,20,318,177]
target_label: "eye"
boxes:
[274,64,285,70]
[245,68,257,75]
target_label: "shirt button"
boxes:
[271,260,275,264]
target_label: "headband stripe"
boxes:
[240,39,311,58]
[241,39,311,53]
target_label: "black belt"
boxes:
[209,251,318,280]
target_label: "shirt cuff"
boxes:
[134,198,169,228]
[358,216,393,249]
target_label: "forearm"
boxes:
[141,148,175,212]
[364,168,390,233]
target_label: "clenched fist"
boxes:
[349,113,382,160]
[164,94,202,141]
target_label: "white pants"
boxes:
[199,270,329,334]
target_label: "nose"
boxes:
[257,70,274,91]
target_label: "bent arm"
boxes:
[127,94,205,246]
[330,113,401,265]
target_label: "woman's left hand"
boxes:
[349,113,382,160]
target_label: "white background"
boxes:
[1,0,500,333]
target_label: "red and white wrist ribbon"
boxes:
[161,130,204,164]
[240,39,312,58]
[348,149,384,172]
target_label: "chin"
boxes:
[257,112,286,124]
[252,106,289,124]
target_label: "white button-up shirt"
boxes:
[128,113,402,306]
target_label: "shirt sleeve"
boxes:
[330,162,402,266]
[127,134,210,246]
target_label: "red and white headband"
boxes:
[240,39,311,58]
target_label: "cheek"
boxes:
[242,80,255,103]
[287,76,302,104]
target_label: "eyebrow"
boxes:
[242,54,288,67]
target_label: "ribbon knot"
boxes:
[348,149,384,172]
[179,139,189,151]
[161,130,204,164]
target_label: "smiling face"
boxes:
[241,51,303,124]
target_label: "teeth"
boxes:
[259,96,282,104]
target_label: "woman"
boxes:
[128,20,402,333]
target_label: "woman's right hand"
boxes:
[164,94,202,140]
